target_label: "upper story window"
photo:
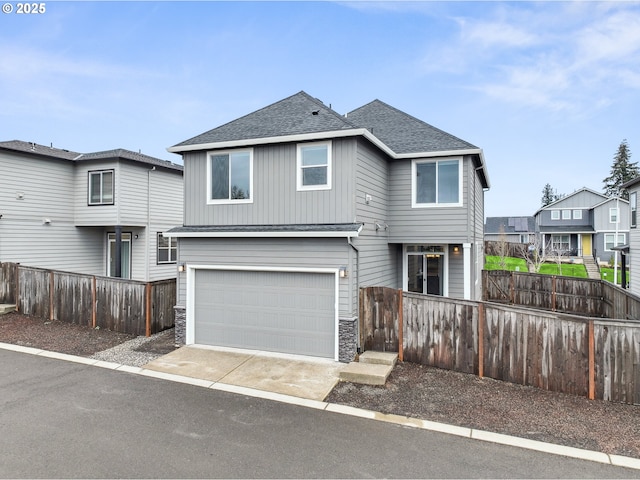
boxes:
[631,192,637,228]
[562,209,571,220]
[573,209,582,219]
[297,141,331,191]
[610,207,619,224]
[88,170,114,205]
[157,233,177,264]
[551,210,560,220]
[412,158,461,207]
[207,150,252,204]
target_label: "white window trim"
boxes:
[551,210,560,220]
[573,209,582,220]
[562,209,571,220]
[411,157,463,208]
[206,149,253,205]
[604,233,626,252]
[157,232,177,264]
[106,232,132,278]
[630,192,637,228]
[88,170,115,206]
[296,141,332,191]
[610,207,619,224]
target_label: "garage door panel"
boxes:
[194,269,335,358]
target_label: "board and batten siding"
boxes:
[183,139,357,226]
[0,151,105,273]
[593,199,629,232]
[176,237,353,317]
[387,156,474,244]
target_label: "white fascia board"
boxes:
[397,148,489,189]
[168,129,377,154]
[163,230,361,239]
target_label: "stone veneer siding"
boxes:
[338,316,358,363]
[174,306,186,345]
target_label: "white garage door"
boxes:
[193,269,336,359]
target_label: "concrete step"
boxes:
[358,351,398,367]
[339,362,393,386]
[0,304,16,315]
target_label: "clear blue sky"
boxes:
[2,1,639,217]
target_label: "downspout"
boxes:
[348,236,360,352]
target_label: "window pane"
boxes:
[158,248,168,263]
[230,152,250,199]
[211,155,229,199]
[562,210,571,219]
[158,233,168,248]
[90,173,101,203]
[102,172,113,202]
[416,163,436,203]
[301,145,328,166]
[302,166,327,186]
[438,160,459,203]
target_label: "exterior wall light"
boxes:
[339,266,348,278]
[178,263,186,273]
[453,246,460,253]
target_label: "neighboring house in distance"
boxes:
[484,216,536,244]
[533,187,629,264]
[165,91,490,362]
[0,140,183,281]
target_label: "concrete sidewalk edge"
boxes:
[1,342,638,472]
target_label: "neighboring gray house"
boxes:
[165,91,490,362]
[534,187,629,264]
[0,140,183,281]
[621,177,639,294]
[484,216,536,244]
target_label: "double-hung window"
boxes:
[412,158,461,207]
[297,141,331,191]
[631,192,637,228]
[610,207,619,224]
[551,210,560,220]
[157,233,177,264]
[207,150,252,203]
[605,233,626,251]
[562,209,571,220]
[88,170,114,205]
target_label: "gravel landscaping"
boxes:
[1,311,639,460]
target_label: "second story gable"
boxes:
[168,91,490,237]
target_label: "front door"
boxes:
[407,253,443,295]
[582,235,592,257]
[107,232,132,279]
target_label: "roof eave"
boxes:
[163,230,361,239]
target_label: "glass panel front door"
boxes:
[108,233,131,279]
[407,253,443,295]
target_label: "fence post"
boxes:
[510,271,515,304]
[49,271,55,321]
[15,263,20,312]
[145,282,152,337]
[552,276,557,312]
[91,276,97,329]
[588,320,595,400]
[397,289,403,362]
[478,302,484,378]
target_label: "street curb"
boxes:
[1,342,639,471]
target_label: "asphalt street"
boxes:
[0,349,637,479]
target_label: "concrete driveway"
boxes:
[143,345,345,401]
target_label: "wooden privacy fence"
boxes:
[0,263,175,336]
[483,270,640,320]
[360,286,640,405]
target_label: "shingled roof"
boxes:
[174,91,359,148]
[0,140,182,172]
[346,99,478,154]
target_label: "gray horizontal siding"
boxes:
[388,156,473,243]
[177,237,352,316]
[183,139,356,226]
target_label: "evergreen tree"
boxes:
[603,140,638,200]
[541,183,561,206]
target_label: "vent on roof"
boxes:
[311,110,319,115]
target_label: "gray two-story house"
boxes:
[166,91,490,362]
[534,187,629,264]
[0,140,183,281]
